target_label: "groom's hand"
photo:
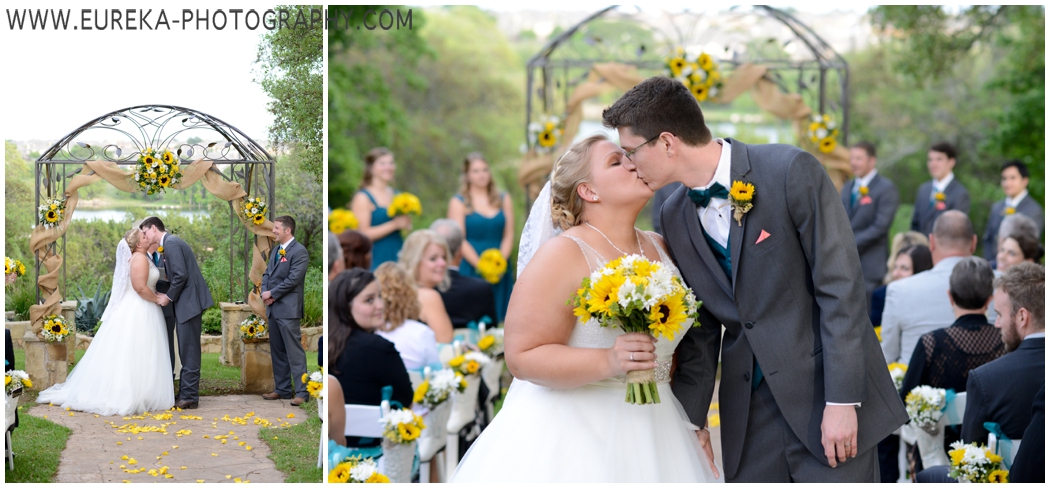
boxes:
[821,404,858,467]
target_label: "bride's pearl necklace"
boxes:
[584,222,643,257]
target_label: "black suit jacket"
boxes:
[5,329,16,430]
[911,178,971,235]
[1009,383,1044,483]
[841,174,900,286]
[962,337,1045,443]
[438,268,497,329]
[334,329,413,448]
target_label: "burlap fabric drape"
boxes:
[28,159,275,336]
[518,62,851,200]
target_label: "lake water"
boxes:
[71,208,209,223]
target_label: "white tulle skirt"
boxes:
[451,378,720,483]
[37,290,175,417]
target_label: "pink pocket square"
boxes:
[756,230,771,245]
[859,196,873,205]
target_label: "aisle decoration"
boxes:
[947,441,1008,483]
[413,368,466,407]
[328,209,358,234]
[888,362,907,391]
[476,331,503,359]
[905,385,947,434]
[570,254,701,404]
[476,249,507,284]
[239,315,268,340]
[328,455,390,483]
[241,197,269,226]
[447,352,490,377]
[134,148,184,195]
[303,368,324,399]
[5,370,31,394]
[380,407,426,444]
[39,197,67,229]
[40,314,71,343]
[387,193,422,218]
[807,114,840,154]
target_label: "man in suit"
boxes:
[141,217,213,409]
[430,219,497,330]
[982,160,1044,265]
[261,215,310,406]
[1009,384,1044,483]
[604,77,908,482]
[881,211,978,365]
[911,142,970,236]
[841,141,900,308]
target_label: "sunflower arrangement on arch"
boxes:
[241,196,268,226]
[239,315,268,340]
[134,147,183,195]
[528,114,565,153]
[41,314,71,343]
[807,114,840,154]
[38,196,67,229]
[667,48,724,103]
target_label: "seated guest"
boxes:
[983,160,1044,264]
[899,257,1004,476]
[328,375,346,446]
[883,231,930,285]
[1009,384,1044,483]
[328,231,345,282]
[430,219,498,330]
[871,244,933,329]
[339,230,373,271]
[399,230,454,343]
[962,262,1044,444]
[882,211,977,365]
[5,329,17,445]
[373,262,440,371]
[997,232,1043,273]
[329,269,413,449]
[317,336,323,367]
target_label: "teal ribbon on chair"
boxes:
[983,422,1013,470]
[329,439,383,471]
[942,389,960,425]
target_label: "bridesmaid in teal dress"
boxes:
[448,153,515,324]
[350,147,412,271]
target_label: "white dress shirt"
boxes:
[692,139,733,248]
[853,169,878,193]
[931,172,955,199]
[1005,190,1029,209]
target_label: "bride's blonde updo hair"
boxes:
[124,228,143,250]
[550,133,610,230]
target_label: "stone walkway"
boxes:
[27,395,308,483]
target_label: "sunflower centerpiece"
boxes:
[134,147,183,195]
[807,114,840,153]
[38,197,67,229]
[241,197,269,226]
[528,115,565,154]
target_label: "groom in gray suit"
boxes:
[261,215,310,406]
[141,216,214,409]
[603,77,908,482]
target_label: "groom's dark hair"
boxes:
[275,215,296,234]
[140,216,165,232]
[601,76,713,146]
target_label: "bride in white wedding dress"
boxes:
[451,134,720,482]
[37,228,175,416]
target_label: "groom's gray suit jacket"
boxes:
[160,234,214,322]
[660,140,908,478]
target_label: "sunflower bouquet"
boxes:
[571,254,702,405]
[947,441,1008,483]
[807,114,840,154]
[328,208,358,234]
[133,148,183,195]
[475,249,507,284]
[241,197,268,226]
[239,315,267,340]
[303,368,324,399]
[40,314,71,343]
[387,193,423,218]
[527,115,564,153]
[5,257,27,285]
[448,352,490,377]
[667,48,724,103]
[413,368,467,408]
[5,370,31,394]
[38,197,67,229]
[379,407,426,444]
[888,362,908,391]
[328,455,390,483]
[905,385,947,434]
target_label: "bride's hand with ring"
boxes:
[606,332,657,377]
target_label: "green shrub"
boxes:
[5,274,36,321]
[302,266,323,327]
[202,307,222,335]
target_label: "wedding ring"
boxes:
[845,443,852,448]
[630,352,635,361]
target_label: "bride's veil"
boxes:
[100,237,132,324]
[516,181,563,276]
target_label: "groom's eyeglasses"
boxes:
[623,135,659,161]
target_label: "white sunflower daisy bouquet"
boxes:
[947,441,1009,483]
[413,368,466,408]
[905,385,947,434]
[570,254,702,405]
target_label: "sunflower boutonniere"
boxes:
[1004,206,1016,216]
[859,186,869,196]
[728,180,755,226]
[157,246,164,254]
[935,191,947,202]
[279,248,286,257]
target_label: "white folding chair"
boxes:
[419,401,451,483]
[345,400,390,438]
[987,433,1021,470]
[5,393,16,470]
[445,375,481,476]
[481,359,504,422]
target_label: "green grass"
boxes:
[259,399,322,482]
[5,403,73,482]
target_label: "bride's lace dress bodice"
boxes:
[125,258,160,297]
[561,231,689,386]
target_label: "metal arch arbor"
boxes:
[523,5,850,199]
[34,104,277,304]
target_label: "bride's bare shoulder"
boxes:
[517,233,588,284]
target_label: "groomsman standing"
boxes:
[841,142,899,308]
[982,160,1044,265]
[262,215,310,406]
[911,142,970,235]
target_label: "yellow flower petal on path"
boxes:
[286,413,295,418]
[120,465,126,469]
[180,467,187,470]
[246,446,253,451]
[234,436,239,440]
[66,407,70,411]
[221,440,227,444]
[95,415,99,418]
[137,436,142,440]
[211,453,218,456]
[239,441,246,446]
[164,474,173,479]
[203,435,209,438]
[122,480,130,483]
[128,458,137,465]
[117,441,122,445]
[69,412,74,416]
[173,445,179,449]
[226,475,232,479]
[162,451,168,455]
[196,480,204,483]
[148,469,158,477]
[122,455,129,460]
[42,416,47,419]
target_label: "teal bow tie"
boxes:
[688,182,729,208]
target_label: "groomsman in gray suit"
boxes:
[141,217,214,409]
[261,215,310,406]
[841,142,899,308]
[982,160,1043,265]
[911,142,970,235]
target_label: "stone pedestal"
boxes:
[23,330,67,391]
[241,338,274,394]
[5,321,29,349]
[220,302,256,367]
